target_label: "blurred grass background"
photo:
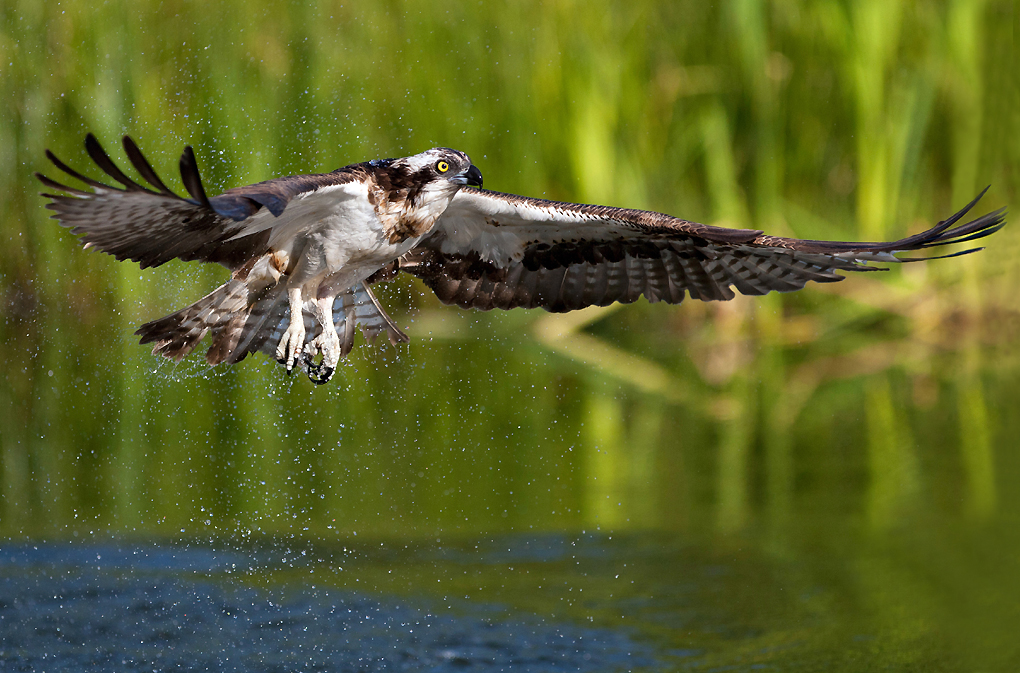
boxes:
[0,0,1018,666]
[1,0,1017,532]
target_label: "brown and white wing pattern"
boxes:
[37,133,369,270]
[402,187,1006,312]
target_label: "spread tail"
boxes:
[135,279,249,361]
[136,280,408,370]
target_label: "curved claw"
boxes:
[276,355,297,375]
[277,329,305,372]
[304,356,335,385]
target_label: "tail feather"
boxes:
[206,284,289,365]
[205,282,409,368]
[138,280,408,370]
[135,279,249,360]
[240,282,409,365]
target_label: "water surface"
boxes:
[1,1,1018,670]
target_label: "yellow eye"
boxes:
[436,160,450,173]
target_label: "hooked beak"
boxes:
[451,164,483,188]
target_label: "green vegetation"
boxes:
[0,0,1017,668]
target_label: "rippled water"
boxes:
[2,1,1018,670]
[2,540,657,671]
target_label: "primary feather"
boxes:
[37,135,1006,384]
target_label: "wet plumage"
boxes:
[38,134,1006,384]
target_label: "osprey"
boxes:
[38,134,1005,384]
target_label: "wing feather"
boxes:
[581,259,611,308]
[659,252,687,304]
[121,136,176,195]
[641,255,670,303]
[403,187,1005,312]
[493,264,523,308]
[37,134,368,270]
[84,133,148,191]
[178,145,214,210]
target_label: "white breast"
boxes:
[237,181,426,289]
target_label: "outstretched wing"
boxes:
[37,134,368,270]
[402,187,1006,312]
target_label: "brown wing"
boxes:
[37,134,367,270]
[402,187,1005,312]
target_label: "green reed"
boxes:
[0,6,1018,662]
[0,0,1014,529]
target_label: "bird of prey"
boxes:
[38,134,1005,384]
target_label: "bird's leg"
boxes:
[305,295,341,385]
[276,287,306,372]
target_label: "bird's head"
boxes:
[388,147,481,186]
[368,148,483,242]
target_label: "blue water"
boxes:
[0,540,658,672]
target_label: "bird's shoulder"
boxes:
[210,163,378,220]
